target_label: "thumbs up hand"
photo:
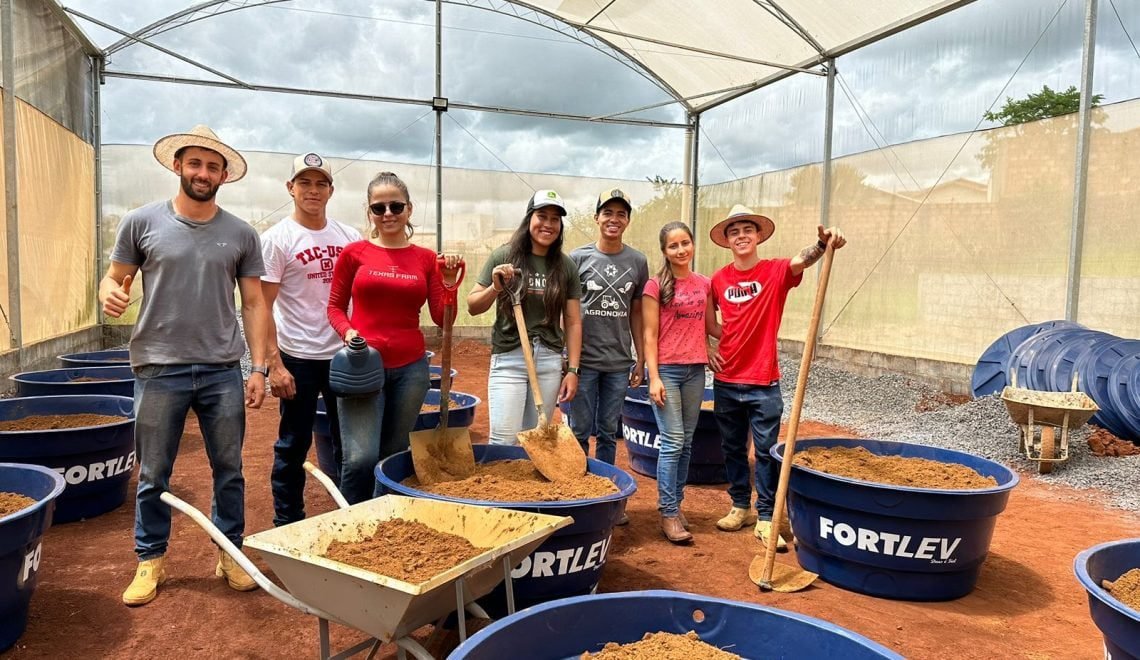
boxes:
[103,273,133,318]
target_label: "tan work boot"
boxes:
[677,510,689,531]
[755,520,789,551]
[715,506,756,532]
[216,549,259,592]
[123,557,167,606]
[661,515,693,544]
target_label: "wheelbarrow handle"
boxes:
[303,461,350,510]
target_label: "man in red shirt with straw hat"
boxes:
[99,125,270,606]
[707,205,846,551]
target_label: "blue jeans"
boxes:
[651,364,705,516]
[713,380,784,519]
[569,367,629,465]
[487,343,562,445]
[271,352,342,526]
[133,363,247,560]
[337,357,429,504]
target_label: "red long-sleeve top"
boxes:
[327,241,444,369]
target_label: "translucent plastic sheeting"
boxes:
[16,99,97,344]
[12,0,94,142]
[0,93,8,351]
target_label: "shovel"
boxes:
[499,271,587,482]
[748,242,835,593]
[408,257,476,485]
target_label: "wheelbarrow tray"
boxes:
[243,495,571,642]
[1000,386,1099,429]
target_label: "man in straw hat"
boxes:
[707,205,845,551]
[260,153,359,527]
[99,125,270,606]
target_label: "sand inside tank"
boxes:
[1104,568,1140,611]
[322,518,487,584]
[0,414,128,432]
[794,445,997,489]
[581,631,740,659]
[403,459,618,501]
[0,491,37,517]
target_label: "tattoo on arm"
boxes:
[798,242,825,267]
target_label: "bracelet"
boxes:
[566,366,580,375]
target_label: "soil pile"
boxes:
[582,631,740,659]
[1104,568,1140,611]
[794,445,997,489]
[1087,427,1140,457]
[700,400,715,411]
[404,459,618,501]
[421,395,464,414]
[0,491,37,517]
[0,414,129,432]
[323,518,487,584]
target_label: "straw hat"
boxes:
[153,124,247,183]
[708,204,775,249]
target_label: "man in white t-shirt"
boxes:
[261,152,362,526]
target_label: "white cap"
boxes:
[527,189,566,215]
[290,152,334,184]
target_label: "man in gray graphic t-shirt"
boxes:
[570,189,649,515]
[99,125,269,607]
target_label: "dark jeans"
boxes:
[569,367,629,465]
[133,363,246,560]
[713,380,784,519]
[270,352,342,527]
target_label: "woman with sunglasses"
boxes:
[327,171,462,504]
[467,190,582,446]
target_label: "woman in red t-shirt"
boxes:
[327,171,461,504]
[643,221,720,544]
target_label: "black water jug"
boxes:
[329,336,384,397]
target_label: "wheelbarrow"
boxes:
[162,462,572,660]
[1000,371,1098,474]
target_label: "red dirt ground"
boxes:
[4,340,1136,659]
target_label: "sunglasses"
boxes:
[369,201,407,215]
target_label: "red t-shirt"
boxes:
[711,258,802,385]
[327,241,445,369]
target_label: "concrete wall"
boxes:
[0,326,106,393]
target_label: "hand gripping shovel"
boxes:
[499,271,587,482]
[409,257,476,485]
[748,242,835,593]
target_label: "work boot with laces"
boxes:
[715,506,756,531]
[123,556,167,606]
[216,549,259,592]
[754,520,790,551]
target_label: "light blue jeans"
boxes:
[133,363,246,560]
[488,342,563,445]
[651,364,705,516]
[337,357,429,504]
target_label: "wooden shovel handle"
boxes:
[512,303,548,426]
[761,243,835,584]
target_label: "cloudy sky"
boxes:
[67,0,1140,186]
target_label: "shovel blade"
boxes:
[409,426,476,486]
[517,424,587,482]
[748,554,818,593]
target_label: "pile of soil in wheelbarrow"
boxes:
[0,491,37,517]
[793,445,997,489]
[404,459,618,501]
[0,414,129,432]
[582,631,740,659]
[322,518,488,584]
[1105,568,1140,611]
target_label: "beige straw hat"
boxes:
[708,204,775,249]
[152,124,247,183]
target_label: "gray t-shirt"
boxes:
[570,243,649,371]
[111,199,265,367]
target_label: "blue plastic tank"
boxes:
[376,444,636,610]
[0,463,66,651]
[10,366,134,398]
[1075,538,1140,660]
[448,590,901,659]
[57,349,130,368]
[621,386,726,484]
[0,395,135,523]
[429,366,458,390]
[772,438,1018,601]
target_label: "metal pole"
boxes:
[1065,0,1098,321]
[817,58,836,342]
[93,57,105,326]
[681,116,693,226]
[2,0,21,349]
[434,0,443,254]
[689,114,700,235]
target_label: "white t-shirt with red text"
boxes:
[711,258,802,385]
[261,217,361,360]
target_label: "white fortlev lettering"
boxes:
[511,536,611,579]
[54,451,136,486]
[21,543,42,584]
[818,516,962,564]
[622,424,660,450]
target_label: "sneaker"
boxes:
[216,549,259,592]
[661,515,693,544]
[123,557,167,606]
[715,506,756,532]
[615,511,630,526]
[754,520,789,551]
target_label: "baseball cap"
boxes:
[290,152,334,184]
[596,188,632,213]
[527,189,567,216]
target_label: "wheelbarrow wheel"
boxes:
[1038,426,1055,474]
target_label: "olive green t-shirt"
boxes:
[478,245,583,354]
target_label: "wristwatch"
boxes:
[250,365,269,377]
[566,366,580,375]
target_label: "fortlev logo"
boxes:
[724,280,761,304]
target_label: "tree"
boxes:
[977,85,1106,175]
[983,85,1103,126]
